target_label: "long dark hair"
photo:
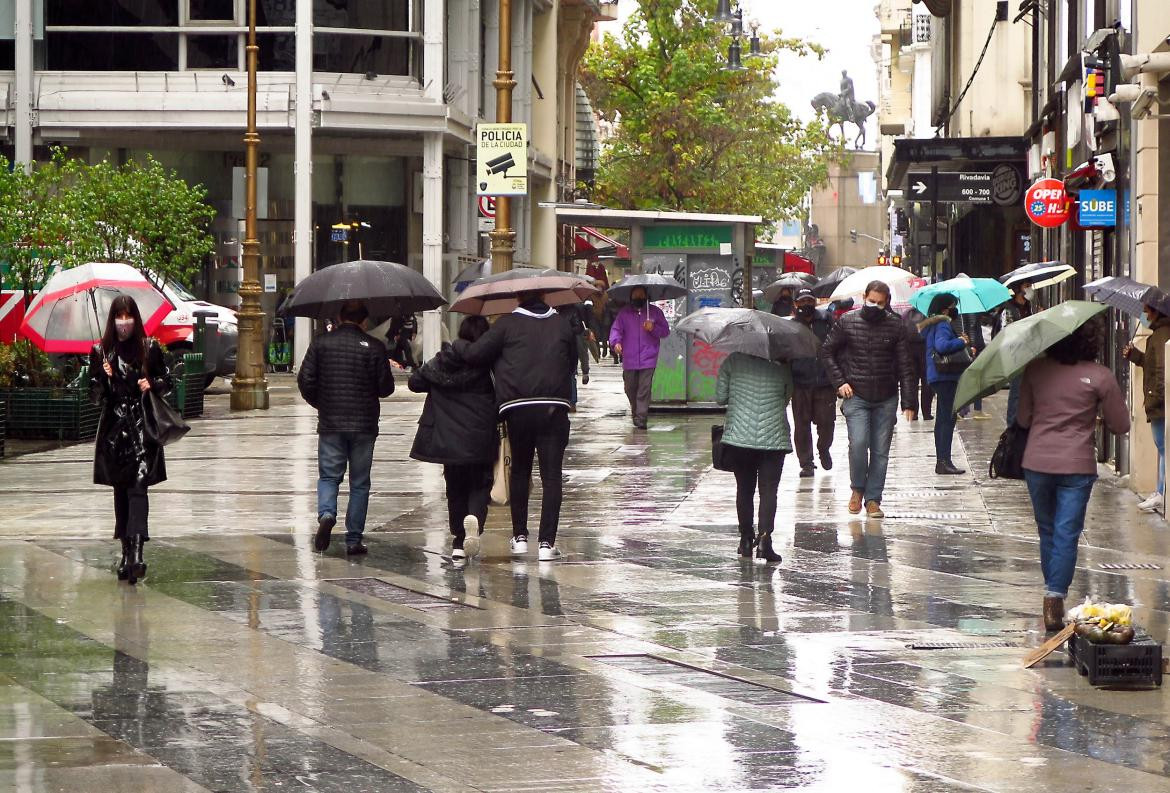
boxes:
[458,315,489,342]
[927,292,958,317]
[1046,317,1102,365]
[100,294,147,362]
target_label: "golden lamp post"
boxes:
[488,0,516,274]
[231,0,270,411]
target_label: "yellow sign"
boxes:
[476,123,528,197]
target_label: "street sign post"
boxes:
[906,172,994,203]
[477,196,496,232]
[476,123,528,196]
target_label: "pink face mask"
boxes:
[115,318,135,341]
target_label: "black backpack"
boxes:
[989,423,1029,480]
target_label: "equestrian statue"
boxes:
[811,70,876,149]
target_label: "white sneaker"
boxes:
[538,542,563,561]
[510,535,529,556]
[451,545,467,561]
[462,515,481,559]
[1138,493,1164,513]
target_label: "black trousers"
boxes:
[113,485,149,541]
[728,446,785,536]
[443,463,493,538]
[505,405,570,545]
[791,386,836,468]
[576,336,590,377]
[914,347,934,417]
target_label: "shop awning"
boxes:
[573,226,629,259]
[888,136,1029,186]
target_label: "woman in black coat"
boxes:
[88,295,172,585]
[408,316,498,562]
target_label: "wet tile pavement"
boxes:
[2,364,1170,791]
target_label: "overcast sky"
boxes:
[602,1,880,145]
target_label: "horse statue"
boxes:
[811,92,876,149]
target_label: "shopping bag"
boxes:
[142,389,190,447]
[490,423,511,505]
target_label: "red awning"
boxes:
[783,251,815,274]
[573,226,630,259]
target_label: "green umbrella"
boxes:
[954,300,1108,412]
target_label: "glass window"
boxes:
[257,33,295,71]
[314,0,410,30]
[187,34,237,68]
[188,0,236,21]
[256,0,295,26]
[46,0,179,26]
[47,32,179,70]
[313,33,411,75]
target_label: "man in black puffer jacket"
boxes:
[298,300,395,555]
[454,292,576,562]
[821,280,916,519]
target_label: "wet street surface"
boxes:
[3,364,1170,792]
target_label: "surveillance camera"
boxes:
[221,74,236,87]
[1131,87,1159,120]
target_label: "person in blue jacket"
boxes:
[918,292,971,475]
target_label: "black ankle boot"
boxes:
[756,532,782,564]
[127,536,147,585]
[737,527,755,558]
[116,538,132,580]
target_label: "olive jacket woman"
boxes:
[88,339,172,491]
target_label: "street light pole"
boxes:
[489,0,516,274]
[231,0,269,411]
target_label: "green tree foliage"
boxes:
[580,0,835,222]
[0,151,77,308]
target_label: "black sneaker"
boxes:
[799,466,814,478]
[314,514,336,552]
[819,451,832,470]
[346,542,368,556]
[582,374,590,385]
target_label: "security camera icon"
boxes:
[486,152,516,177]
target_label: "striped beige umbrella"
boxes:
[450,267,599,316]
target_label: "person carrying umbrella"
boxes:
[88,295,174,586]
[297,300,396,556]
[1017,317,1129,630]
[609,286,670,429]
[994,282,1034,426]
[790,289,836,477]
[918,293,971,475]
[408,316,498,563]
[1124,300,1170,513]
[454,290,577,561]
[821,280,917,518]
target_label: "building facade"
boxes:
[1,0,602,362]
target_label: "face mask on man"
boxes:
[860,301,884,321]
[796,305,815,320]
[114,318,135,341]
[1022,287,1036,301]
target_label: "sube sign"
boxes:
[1077,189,1117,228]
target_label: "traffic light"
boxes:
[850,229,858,243]
[877,254,888,266]
[892,254,903,267]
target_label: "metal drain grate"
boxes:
[327,578,480,612]
[591,654,822,705]
[908,641,1021,650]
[894,512,969,521]
[1098,562,1162,570]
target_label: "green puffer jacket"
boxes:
[715,352,793,451]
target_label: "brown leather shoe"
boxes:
[1043,596,1065,631]
[866,501,885,519]
[848,490,863,514]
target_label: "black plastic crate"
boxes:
[163,353,204,419]
[1067,631,1163,688]
[0,398,6,458]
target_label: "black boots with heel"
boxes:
[116,538,132,581]
[755,533,783,564]
[737,527,755,559]
[126,536,147,586]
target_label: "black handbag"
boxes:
[142,389,190,447]
[989,423,1028,480]
[931,346,973,374]
[711,425,733,471]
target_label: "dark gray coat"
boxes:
[297,323,395,435]
[408,344,498,466]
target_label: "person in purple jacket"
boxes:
[609,286,670,429]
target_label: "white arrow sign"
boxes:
[911,180,929,196]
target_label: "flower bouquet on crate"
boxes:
[1067,598,1136,645]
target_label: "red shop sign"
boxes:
[1025,178,1070,228]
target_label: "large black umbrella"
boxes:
[1083,275,1168,318]
[676,307,820,361]
[608,273,688,304]
[450,267,600,316]
[810,266,857,298]
[283,259,446,320]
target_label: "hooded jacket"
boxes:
[918,314,968,385]
[408,343,498,465]
[821,308,915,410]
[608,303,670,370]
[1127,315,1170,421]
[454,299,576,413]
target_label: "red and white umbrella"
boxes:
[18,262,174,354]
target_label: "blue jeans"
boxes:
[1023,470,1097,597]
[317,432,377,545]
[1153,419,1166,495]
[841,395,898,504]
[931,380,958,463]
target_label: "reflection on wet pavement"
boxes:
[2,367,1170,791]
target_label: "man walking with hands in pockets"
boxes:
[609,286,670,429]
[821,281,916,519]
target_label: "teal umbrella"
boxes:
[910,275,1011,315]
[954,300,1108,412]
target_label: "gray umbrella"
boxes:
[676,307,820,361]
[608,273,688,304]
[450,267,600,316]
[1083,275,1167,318]
[810,266,857,298]
[762,273,817,303]
[282,259,446,320]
